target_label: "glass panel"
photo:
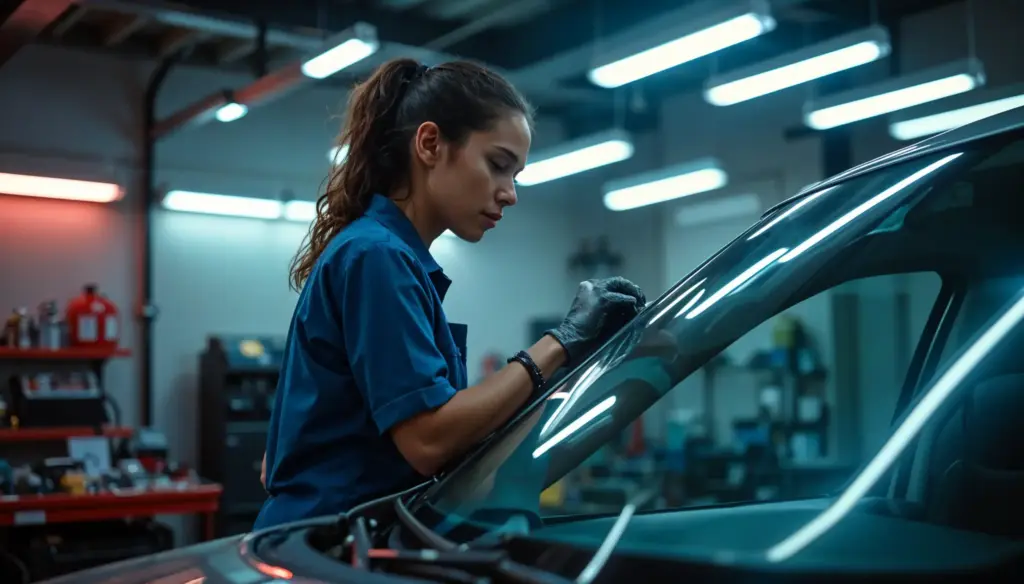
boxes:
[414,134,1024,567]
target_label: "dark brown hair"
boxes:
[289,58,533,290]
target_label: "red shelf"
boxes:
[0,347,130,361]
[0,484,223,526]
[0,425,133,443]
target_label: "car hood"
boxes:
[38,536,277,584]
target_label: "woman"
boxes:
[254,57,645,530]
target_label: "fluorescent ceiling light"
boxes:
[163,190,282,220]
[676,192,760,226]
[328,144,350,164]
[0,172,122,203]
[603,158,728,211]
[588,0,775,89]
[516,130,634,186]
[215,102,247,123]
[805,58,985,130]
[301,23,380,79]
[705,26,890,106]
[889,85,1024,141]
[284,200,316,222]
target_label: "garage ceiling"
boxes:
[1,0,971,115]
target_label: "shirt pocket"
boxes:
[444,322,469,389]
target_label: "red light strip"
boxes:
[0,172,122,203]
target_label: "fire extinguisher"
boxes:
[66,284,120,350]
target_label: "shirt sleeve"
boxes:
[335,242,457,435]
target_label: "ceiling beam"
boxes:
[449,0,696,69]
[0,0,74,68]
[84,0,463,49]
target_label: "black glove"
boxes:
[547,276,646,366]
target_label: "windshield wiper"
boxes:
[387,495,574,584]
[383,493,641,584]
[574,498,638,584]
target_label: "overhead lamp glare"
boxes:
[705,26,891,106]
[516,130,635,186]
[0,172,122,203]
[302,23,380,79]
[588,0,775,89]
[603,158,728,211]
[804,58,986,130]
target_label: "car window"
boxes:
[534,272,943,516]
[415,132,1024,562]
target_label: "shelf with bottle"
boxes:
[0,483,223,527]
[0,347,130,361]
[2,283,123,358]
[0,425,133,443]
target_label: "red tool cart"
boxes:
[0,345,223,580]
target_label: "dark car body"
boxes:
[41,105,1024,583]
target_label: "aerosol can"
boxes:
[37,301,63,350]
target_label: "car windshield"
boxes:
[412,127,1024,570]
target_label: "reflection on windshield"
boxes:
[778,153,961,263]
[414,146,976,549]
[767,286,1024,562]
[685,248,788,319]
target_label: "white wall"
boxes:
[0,47,145,427]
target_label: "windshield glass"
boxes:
[413,130,1024,569]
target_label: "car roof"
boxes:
[764,104,1024,218]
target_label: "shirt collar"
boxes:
[366,194,452,299]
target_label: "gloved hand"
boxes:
[547,276,646,366]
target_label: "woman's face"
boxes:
[419,112,532,242]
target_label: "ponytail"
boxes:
[289,59,422,291]
[289,58,532,291]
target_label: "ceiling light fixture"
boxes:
[214,102,247,123]
[889,84,1024,141]
[705,26,891,106]
[603,158,728,211]
[588,0,775,89]
[213,90,248,123]
[804,58,986,130]
[328,144,350,164]
[301,23,380,79]
[283,200,316,222]
[162,190,282,220]
[516,130,634,186]
[0,172,122,203]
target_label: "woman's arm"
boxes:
[391,277,645,477]
[391,335,565,475]
[338,244,644,478]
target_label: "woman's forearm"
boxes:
[390,335,566,475]
[450,335,565,444]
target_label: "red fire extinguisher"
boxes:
[66,284,120,350]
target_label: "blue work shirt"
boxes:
[254,194,469,530]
